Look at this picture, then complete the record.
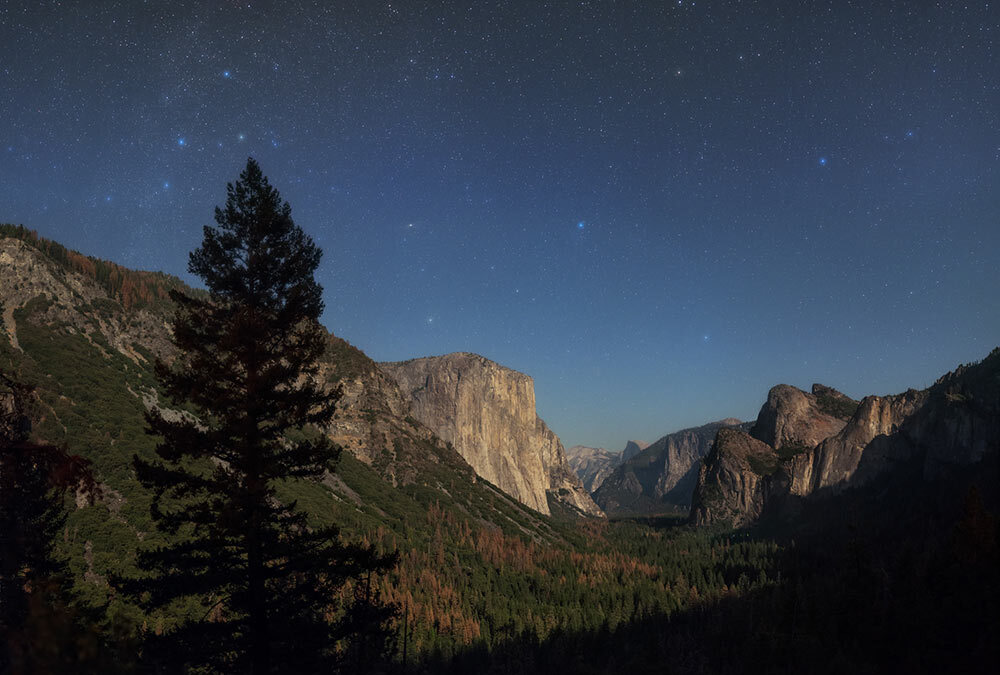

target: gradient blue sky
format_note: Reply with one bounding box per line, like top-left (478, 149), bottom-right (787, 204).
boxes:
top-left (2, 1), bottom-right (997, 450)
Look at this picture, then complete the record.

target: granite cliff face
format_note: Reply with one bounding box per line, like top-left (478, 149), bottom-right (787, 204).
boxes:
top-left (690, 428), bottom-right (781, 528)
top-left (0, 230), bottom-right (501, 495)
top-left (566, 446), bottom-right (614, 493)
top-left (566, 440), bottom-right (649, 493)
top-left (786, 388), bottom-right (926, 496)
top-left (593, 420), bottom-right (744, 516)
top-left (380, 353), bottom-right (603, 517)
top-left (693, 358), bottom-right (1000, 527)
top-left (750, 384), bottom-right (854, 451)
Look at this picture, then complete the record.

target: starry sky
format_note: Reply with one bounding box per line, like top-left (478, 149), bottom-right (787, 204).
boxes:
top-left (2, 1), bottom-right (998, 450)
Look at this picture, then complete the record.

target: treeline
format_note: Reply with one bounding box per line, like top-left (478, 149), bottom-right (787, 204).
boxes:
top-left (362, 503), bottom-right (782, 661)
top-left (0, 224), bottom-right (190, 311)
top-left (416, 461), bottom-right (1000, 674)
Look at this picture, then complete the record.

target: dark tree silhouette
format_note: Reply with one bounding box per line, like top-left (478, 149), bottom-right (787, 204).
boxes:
top-left (0, 364), bottom-right (97, 673)
top-left (131, 158), bottom-right (396, 673)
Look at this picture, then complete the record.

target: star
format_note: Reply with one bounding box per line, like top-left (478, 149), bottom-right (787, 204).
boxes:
top-left (818, 157), bottom-right (828, 166)
top-left (177, 138), bottom-right (186, 147)
top-left (222, 70), bottom-right (232, 78)
top-left (577, 221), bottom-right (585, 229)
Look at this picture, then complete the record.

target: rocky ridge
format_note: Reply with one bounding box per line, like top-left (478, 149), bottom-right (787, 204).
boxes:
top-left (380, 353), bottom-right (603, 517)
top-left (0, 230), bottom-right (584, 538)
top-left (593, 419), bottom-right (744, 516)
top-left (0, 234), bottom-right (450, 489)
top-left (566, 440), bottom-right (649, 493)
top-left (692, 357), bottom-right (1000, 527)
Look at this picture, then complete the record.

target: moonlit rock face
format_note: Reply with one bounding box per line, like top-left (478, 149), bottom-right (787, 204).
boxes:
top-left (593, 421), bottom-right (743, 516)
top-left (380, 352), bottom-right (603, 517)
top-left (691, 352), bottom-right (1000, 527)
top-left (750, 384), bottom-right (849, 451)
top-left (565, 445), bottom-right (616, 493)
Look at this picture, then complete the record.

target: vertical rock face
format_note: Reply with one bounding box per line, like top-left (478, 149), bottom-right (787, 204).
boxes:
top-left (621, 440), bottom-right (649, 462)
top-left (566, 446), bottom-right (614, 493)
top-left (692, 353), bottom-right (1000, 528)
top-left (317, 335), bottom-right (458, 487)
top-left (566, 440), bottom-right (650, 493)
top-left (380, 353), bottom-right (603, 517)
top-left (592, 420), bottom-right (743, 516)
top-left (750, 384), bottom-right (853, 451)
top-left (787, 389), bottom-right (927, 496)
top-left (692, 383), bottom-right (857, 527)
top-left (690, 428), bottom-right (781, 528)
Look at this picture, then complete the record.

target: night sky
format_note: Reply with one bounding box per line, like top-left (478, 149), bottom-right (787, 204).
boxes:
top-left (2, 1), bottom-right (998, 450)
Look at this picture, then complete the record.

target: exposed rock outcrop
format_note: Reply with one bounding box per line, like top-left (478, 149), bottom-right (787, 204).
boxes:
top-left (380, 353), bottom-right (603, 517)
top-left (692, 353), bottom-right (1000, 527)
top-left (690, 428), bottom-right (781, 528)
top-left (0, 237), bottom-right (176, 362)
top-left (593, 420), bottom-right (744, 516)
top-left (750, 384), bottom-right (854, 452)
top-left (317, 336), bottom-right (459, 487)
top-left (787, 388), bottom-right (926, 496)
top-left (0, 232), bottom-right (464, 492)
top-left (566, 440), bottom-right (649, 493)
top-left (566, 445), bottom-right (614, 493)
top-left (621, 440), bottom-right (648, 462)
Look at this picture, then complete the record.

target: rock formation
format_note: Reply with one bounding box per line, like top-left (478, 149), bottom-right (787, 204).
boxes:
top-left (566, 440), bottom-right (649, 493)
top-left (690, 428), bottom-right (781, 528)
top-left (566, 446), bottom-right (613, 493)
top-left (593, 420), bottom-right (744, 516)
top-left (380, 352), bottom-right (603, 517)
top-left (692, 358), bottom-right (1000, 527)
top-left (785, 388), bottom-right (926, 496)
top-left (750, 384), bottom-right (854, 452)
top-left (0, 232), bottom-right (474, 493)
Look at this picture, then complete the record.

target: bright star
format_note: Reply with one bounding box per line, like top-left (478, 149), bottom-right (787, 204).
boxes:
top-left (818, 157), bottom-right (828, 166)
top-left (177, 138), bottom-right (186, 147)
top-left (577, 221), bottom-right (585, 229)
top-left (238, 133), bottom-right (246, 142)
top-left (163, 182), bottom-right (170, 189)
top-left (223, 70), bottom-right (231, 78)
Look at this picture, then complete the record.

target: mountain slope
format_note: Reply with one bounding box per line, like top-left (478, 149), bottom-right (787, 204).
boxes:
top-left (692, 361), bottom-right (1000, 527)
top-left (6, 226), bottom-right (669, 656)
top-left (379, 353), bottom-right (602, 517)
top-left (593, 419), bottom-right (744, 516)
top-left (566, 440), bottom-right (649, 493)
top-left (0, 229), bottom-right (578, 621)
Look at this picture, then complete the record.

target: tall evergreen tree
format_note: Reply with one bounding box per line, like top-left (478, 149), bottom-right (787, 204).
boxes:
top-left (132, 158), bottom-right (396, 673)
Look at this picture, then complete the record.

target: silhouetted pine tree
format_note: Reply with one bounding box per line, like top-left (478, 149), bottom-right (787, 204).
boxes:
top-left (131, 158), bottom-right (397, 673)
